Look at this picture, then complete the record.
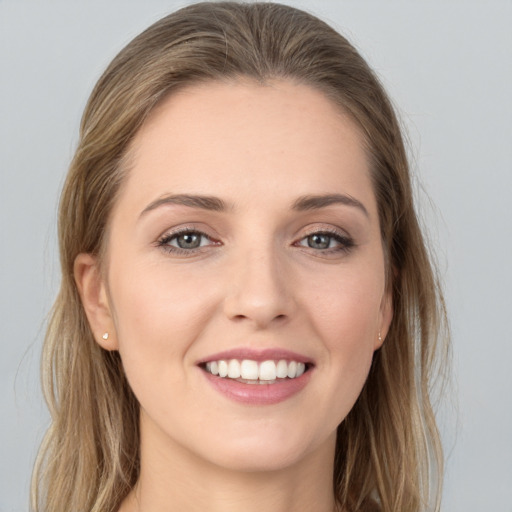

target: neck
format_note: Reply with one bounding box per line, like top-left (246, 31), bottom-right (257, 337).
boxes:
top-left (120, 417), bottom-right (338, 512)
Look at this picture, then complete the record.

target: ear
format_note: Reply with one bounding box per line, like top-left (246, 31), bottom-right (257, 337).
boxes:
top-left (74, 253), bottom-right (118, 351)
top-left (375, 287), bottom-right (393, 350)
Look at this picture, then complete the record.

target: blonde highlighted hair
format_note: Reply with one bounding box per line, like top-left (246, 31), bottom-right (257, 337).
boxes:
top-left (32, 2), bottom-right (449, 511)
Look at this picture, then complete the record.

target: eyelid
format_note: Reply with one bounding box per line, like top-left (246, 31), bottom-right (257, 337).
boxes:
top-left (154, 223), bottom-right (355, 257)
top-left (297, 224), bottom-right (352, 241)
top-left (156, 225), bottom-right (221, 256)
top-left (294, 225), bottom-right (355, 254)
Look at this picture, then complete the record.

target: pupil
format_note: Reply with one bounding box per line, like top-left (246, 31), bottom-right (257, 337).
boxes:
top-left (178, 233), bottom-right (200, 249)
top-left (309, 234), bottom-right (329, 249)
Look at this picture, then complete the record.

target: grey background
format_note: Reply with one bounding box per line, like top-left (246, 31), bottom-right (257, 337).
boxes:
top-left (1, 1), bottom-right (511, 510)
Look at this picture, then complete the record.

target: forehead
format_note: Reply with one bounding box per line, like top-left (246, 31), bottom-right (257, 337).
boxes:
top-left (119, 79), bottom-right (375, 217)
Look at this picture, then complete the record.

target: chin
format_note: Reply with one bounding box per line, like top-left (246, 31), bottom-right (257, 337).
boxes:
top-left (196, 427), bottom-right (333, 473)
top-left (209, 449), bottom-right (307, 473)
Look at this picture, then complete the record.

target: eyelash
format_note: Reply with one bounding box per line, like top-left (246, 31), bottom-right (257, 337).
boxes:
top-left (156, 227), bottom-right (218, 256)
top-left (295, 228), bottom-right (355, 255)
top-left (156, 227), bottom-right (355, 257)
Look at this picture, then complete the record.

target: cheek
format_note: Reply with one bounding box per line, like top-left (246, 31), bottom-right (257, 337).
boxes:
top-left (110, 257), bottom-right (214, 336)
top-left (308, 263), bottom-right (383, 344)
top-left (304, 263), bottom-right (383, 411)
top-left (107, 260), bottom-right (219, 387)
top-left (106, 266), bottom-right (218, 435)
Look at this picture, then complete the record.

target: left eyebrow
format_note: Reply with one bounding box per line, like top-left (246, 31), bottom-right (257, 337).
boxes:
top-left (139, 193), bottom-right (228, 218)
top-left (292, 194), bottom-right (369, 217)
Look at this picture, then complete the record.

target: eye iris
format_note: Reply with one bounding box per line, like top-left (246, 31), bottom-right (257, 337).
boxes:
top-left (308, 234), bottom-right (330, 249)
top-left (177, 233), bottom-right (201, 249)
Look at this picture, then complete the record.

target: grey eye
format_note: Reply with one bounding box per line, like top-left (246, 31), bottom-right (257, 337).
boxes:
top-left (157, 229), bottom-right (218, 255)
top-left (174, 233), bottom-right (203, 249)
top-left (307, 233), bottom-right (331, 249)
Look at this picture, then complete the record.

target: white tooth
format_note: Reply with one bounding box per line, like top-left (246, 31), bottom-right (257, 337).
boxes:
top-left (276, 360), bottom-right (288, 378)
top-left (210, 361), bottom-right (219, 376)
top-left (228, 359), bottom-right (241, 378)
top-left (240, 360), bottom-right (259, 380)
top-left (296, 362), bottom-right (305, 377)
top-left (259, 360), bottom-right (277, 381)
top-left (218, 360), bottom-right (228, 378)
top-left (287, 361), bottom-right (297, 378)
top-left (205, 362), bottom-right (211, 373)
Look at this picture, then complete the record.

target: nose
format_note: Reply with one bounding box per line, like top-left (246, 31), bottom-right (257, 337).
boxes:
top-left (223, 245), bottom-right (296, 329)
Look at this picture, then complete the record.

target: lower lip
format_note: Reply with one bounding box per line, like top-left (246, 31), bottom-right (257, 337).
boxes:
top-left (201, 368), bottom-right (313, 405)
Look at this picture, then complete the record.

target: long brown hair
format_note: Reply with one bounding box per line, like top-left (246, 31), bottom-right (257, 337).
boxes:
top-left (32, 3), bottom-right (449, 511)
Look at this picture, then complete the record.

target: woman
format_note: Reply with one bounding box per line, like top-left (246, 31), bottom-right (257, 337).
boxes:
top-left (32, 2), bottom-right (449, 511)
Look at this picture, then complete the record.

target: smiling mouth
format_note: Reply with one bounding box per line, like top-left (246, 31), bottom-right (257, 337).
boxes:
top-left (200, 359), bottom-right (312, 384)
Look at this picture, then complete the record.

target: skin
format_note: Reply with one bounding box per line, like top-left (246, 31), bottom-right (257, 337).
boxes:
top-left (75, 79), bottom-right (393, 512)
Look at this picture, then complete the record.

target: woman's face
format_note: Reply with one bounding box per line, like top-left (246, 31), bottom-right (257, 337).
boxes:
top-left (92, 80), bottom-right (392, 472)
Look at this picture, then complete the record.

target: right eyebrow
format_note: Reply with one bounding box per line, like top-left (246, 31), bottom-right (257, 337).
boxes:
top-left (139, 194), bottom-right (228, 218)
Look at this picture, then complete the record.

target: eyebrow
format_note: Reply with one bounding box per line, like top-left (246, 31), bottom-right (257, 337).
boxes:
top-left (292, 194), bottom-right (369, 217)
top-left (139, 192), bottom-right (368, 218)
top-left (140, 194), bottom-right (227, 217)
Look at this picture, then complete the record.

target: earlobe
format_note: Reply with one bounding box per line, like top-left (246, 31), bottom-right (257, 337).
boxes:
top-left (375, 288), bottom-right (393, 350)
top-left (74, 253), bottom-right (118, 351)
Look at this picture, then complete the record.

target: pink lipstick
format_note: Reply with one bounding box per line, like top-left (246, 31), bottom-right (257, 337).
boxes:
top-left (197, 348), bottom-right (314, 405)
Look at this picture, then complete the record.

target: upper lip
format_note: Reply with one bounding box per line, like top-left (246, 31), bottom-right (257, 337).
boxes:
top-left (196, 348), bottom-right (314, 365)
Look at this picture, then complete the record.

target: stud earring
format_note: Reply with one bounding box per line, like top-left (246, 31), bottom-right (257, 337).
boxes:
top-left (378, 331), bottom-right (382, 343)
top-left (102, 332), bottom-right (109, 340)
